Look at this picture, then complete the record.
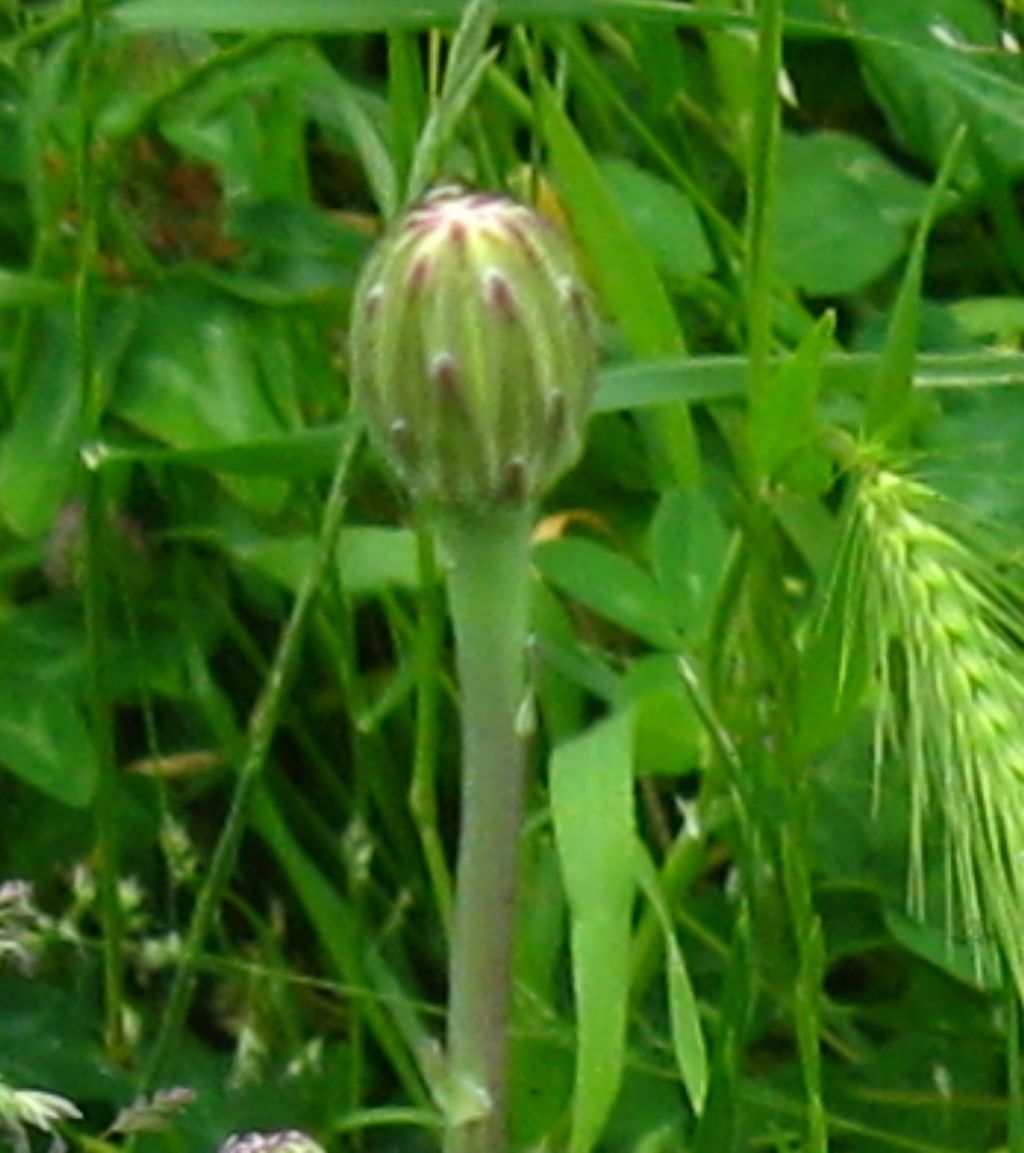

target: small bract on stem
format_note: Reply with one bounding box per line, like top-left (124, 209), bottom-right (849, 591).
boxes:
top-left (349, 183), bottom-right (598, 1153)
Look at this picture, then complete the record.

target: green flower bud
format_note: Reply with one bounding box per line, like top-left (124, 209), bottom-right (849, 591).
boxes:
top-left (349, 184), bottom-right (598, 510)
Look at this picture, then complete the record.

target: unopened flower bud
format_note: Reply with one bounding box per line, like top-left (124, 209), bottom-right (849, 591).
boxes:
top-left (349, 184), bottom-right (598, 510)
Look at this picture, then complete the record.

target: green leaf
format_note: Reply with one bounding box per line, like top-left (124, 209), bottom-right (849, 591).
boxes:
top-left (866, 126), bottom-right (967, 437)
top-left (248, 786), bottom-right (429, 1105)
top-left (750, 310), bottom-right (834, 494)
top-left (0, 977), bottom-right (129, 1102)
top-left (0, 311), bottom-right (82, 537)
top-left (405, 0), bottom-right (498, 203)
top-left (595, 349), bottom-right (1024, 416)
top-left (0, 673), bottom-right (97, 807)
top-left (309, 71), bottom-right (398, 219)
top-left (775, 132), bottom-right (929, 295)
top-left (846, 0), bottom-right (1024, 182)
top-left (633, 841), bottom-right (708, 1115)
top-left (648, 486), bottom-right (730, 638)
top-left (535, 80), bottom-right (683, 360)
top-left (91, 423), bottom-right (349, 481)
top-left (112, 286), bottom-right (296, 510)
top-left (113, 0), bottom-right (754, 34)
top-left (534, 537), bottom-right (680, 650)
top-left (797, 529), bottom-right (871, 759)
top-left (221, 200), bottom-right (369, 303)
top-left (550, 710), bottom-right (636, 1153)
top-left (595, 356), bottom-right (748, 412)
top-left (0, 270), bottom-right (65, 308)
top-left (614, 654), bottom-right (700, 777)
top-left (535, 72), bottom-right (699, 487)
top-left (885, 906), bottom-right (1000, 993)
top-left (598, 158), bottom-right (713, 283)
top-left (231, 526), bottom-right (420, 595)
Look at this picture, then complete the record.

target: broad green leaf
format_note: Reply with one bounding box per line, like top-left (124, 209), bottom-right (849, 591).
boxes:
top-left (775, 132), bottom-right (929, 296)
top-left (0, 310), bottom-right (82, 537)
top-left (112, 286), bottom-right (295, 510)
top-left (614, 654), bottom-right (700, 777)
top-left (508, 1033), bottom-right (575, 1150)
top-left (950, 297), bottom-right (1024, 343)
top-left (846, 0), bottom-right (1024, 182)
top-left (0, 977), bottom-right (131, 1101)
top-left (633, 841), bottom-right (708, 1114)
top-left (534, 537), bottom-right (680, 650)
top-left (550, 710), bottom-right (636, 1153)
top-left (598, 158), bottom-right (713, 283)
top-left (0, 672), bottom-right (97, 806)
top-left (648, 486), bottom-right (730, 638)
top-left (921, 385), bottom-right (1024, 523)
top-left (218, 200), bottom-right (369, 304)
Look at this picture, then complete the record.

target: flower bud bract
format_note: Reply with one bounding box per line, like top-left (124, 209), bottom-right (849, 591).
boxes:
top-left (349, 184), bottom-right (598, 510)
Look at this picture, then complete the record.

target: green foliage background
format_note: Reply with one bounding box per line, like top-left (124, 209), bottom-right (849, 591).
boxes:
top-left (1, 1), bottom-right (1024, 1151)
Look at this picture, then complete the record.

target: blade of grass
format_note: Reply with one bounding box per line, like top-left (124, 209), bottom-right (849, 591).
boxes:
top-left (865, 125), bottom-right (967, 439)
top-left (742, 0), bottom-right (784, 414)
top-left (141, 418), bottom-right (363, 1088)
top-left (595, 350), bottom-right (1024, 414)
top-left (633, 840), bottom-right (708, 1116)
top-left (534, 68), bottom-right (699, 486)
top-left (549, 709), bottom-right (636, 1153)
top-left (249, 782), bottom-right (432, 1108)
top-left (111, 0), bottom-right (842, 36)
top-left (405, 0), bottom-right (498, 204)
top-left (89, 424), bottom-right (349, 479)
top-left (388, 30), bottom-right (428, 204)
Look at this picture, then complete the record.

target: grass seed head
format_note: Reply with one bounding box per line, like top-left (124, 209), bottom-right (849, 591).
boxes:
top-left (844, 464), bottom-right (1024, 992)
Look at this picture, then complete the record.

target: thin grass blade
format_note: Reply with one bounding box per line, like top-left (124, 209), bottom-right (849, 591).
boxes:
top-left (550, 709), bottom-right (636, 1153)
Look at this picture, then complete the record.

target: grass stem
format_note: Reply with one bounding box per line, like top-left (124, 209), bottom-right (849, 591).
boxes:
top-left (76, 0), bottom-right (127, 1064)
top-left (141, 422), bottom-right (362, 1088)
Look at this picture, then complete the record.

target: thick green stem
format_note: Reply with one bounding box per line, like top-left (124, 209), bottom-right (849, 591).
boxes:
top-left (439, 505), bottom-right (533, 1153)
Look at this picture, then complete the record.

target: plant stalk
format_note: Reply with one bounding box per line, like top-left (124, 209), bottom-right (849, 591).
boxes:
top-left (439, 505), bottom-right (533, 1153)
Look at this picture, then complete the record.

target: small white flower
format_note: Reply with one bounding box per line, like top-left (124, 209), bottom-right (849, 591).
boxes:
top-left (0, 1082), bottom-right (82, 1140)
top-left (219, 1130), bottom-right (326, 1153)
